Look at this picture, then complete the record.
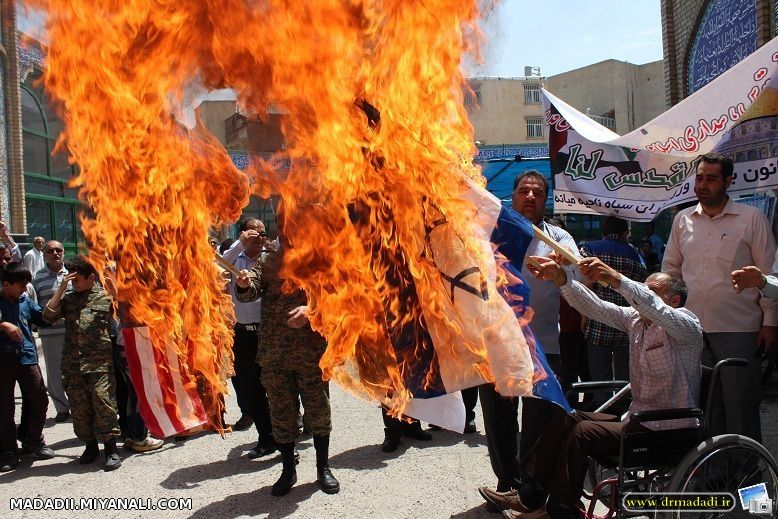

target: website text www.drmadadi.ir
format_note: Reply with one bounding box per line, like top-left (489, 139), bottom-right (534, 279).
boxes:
top-left (623, 492), bottom-right (736, 513)
top-left (9, 497), bottom-right (193, 512)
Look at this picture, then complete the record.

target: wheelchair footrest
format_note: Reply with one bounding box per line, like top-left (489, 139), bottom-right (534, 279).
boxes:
top-left (587, 476), bottom-right (618, 519)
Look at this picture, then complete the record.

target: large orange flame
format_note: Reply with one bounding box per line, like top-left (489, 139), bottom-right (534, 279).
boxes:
top-left (28, 0), bottom-right (519, 418)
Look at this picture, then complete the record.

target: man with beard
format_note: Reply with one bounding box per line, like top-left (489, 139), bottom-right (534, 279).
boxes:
top-left (663, 153), bottom-right (778, 442)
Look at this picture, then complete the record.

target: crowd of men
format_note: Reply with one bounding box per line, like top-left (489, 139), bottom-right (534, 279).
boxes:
top-left (0, 234), bottom-right (163, 475)
top-left (1, 152), bottom-right (776, 517)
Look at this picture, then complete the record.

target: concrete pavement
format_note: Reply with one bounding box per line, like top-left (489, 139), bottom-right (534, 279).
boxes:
top-left (2, 350), bottom-right (778, 518)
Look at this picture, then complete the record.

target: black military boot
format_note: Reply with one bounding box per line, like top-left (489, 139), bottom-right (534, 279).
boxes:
top-left (270, 443), bottom-right (297, 496)
top-left (381, 411), bottom-right (404, 452)
top-left (79, 440), bottom-right (99, 464)
top-left (403, 419), bottom-right (432, 441)
top-left (381, 427), bottom-right (402, 452)
top-left (103, 439), bottom-right (122, 471)
top-left (314, 435), bottom-right (340, 494)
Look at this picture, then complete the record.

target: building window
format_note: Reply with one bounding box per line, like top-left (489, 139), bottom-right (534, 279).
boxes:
top-left (526, 117), bottom-right (544, 139)
top-left (523, 82), bottom-right (541, 104)
top-left (22, 70), bottom-right (83, 253)
top-left (464, 83), bottom-right (481, 108)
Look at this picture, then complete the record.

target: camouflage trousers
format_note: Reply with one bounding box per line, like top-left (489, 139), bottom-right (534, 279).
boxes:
top-left (62, 368), bottom-right (120, 443)
top-left (262, 365), bottom-right (331, 444)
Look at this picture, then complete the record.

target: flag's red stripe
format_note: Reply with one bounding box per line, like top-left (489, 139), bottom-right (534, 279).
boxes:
top-left (122, 328), bottom-right (166, 438)
top-left (147, 332), bottom-right (187, 433)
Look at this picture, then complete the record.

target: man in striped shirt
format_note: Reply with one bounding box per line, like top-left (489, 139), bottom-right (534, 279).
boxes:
top-left (31, 241), bottom-right (70, 422)
top-left (581, 216), bottom-right (647, 406)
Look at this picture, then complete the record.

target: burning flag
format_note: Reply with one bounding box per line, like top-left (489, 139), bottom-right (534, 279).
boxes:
top-left (122, 326), bottom-right (208, 438)
top-left (29, 0), bottom-right (565, 422)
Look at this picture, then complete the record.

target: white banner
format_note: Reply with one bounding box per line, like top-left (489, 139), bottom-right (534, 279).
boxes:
top-left (545, 36), bottom-right (778, 221)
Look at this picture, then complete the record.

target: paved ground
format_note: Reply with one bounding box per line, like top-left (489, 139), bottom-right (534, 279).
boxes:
top-left (2, 349), bottom-right (778, 519)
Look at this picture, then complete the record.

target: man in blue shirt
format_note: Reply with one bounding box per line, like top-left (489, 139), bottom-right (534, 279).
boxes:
top-left (0, 263), bottom-right (55, 471)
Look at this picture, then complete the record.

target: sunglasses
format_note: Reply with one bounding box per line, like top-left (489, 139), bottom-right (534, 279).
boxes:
top-left (45, 248), bottom-right (64, 254)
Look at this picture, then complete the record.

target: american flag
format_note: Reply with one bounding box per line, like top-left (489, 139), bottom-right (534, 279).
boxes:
top-left (121, 326), bottom-right (207, 438)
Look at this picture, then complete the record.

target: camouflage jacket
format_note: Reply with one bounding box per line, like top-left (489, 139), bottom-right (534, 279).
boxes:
top-left (235, 246), bottom-right (326, 363)
top-left (43, 284), bottom-right (113, 373)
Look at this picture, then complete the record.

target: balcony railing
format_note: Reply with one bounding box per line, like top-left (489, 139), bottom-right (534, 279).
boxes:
top-left (588, 114), bottom-right (616, 130)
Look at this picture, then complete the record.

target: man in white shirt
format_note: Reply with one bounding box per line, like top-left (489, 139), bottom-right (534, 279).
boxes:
top-left (22, 237), bottom-right (45, 276)
top-left (222, 218), bottom-right (275, 457)
top-left (663, 153), bottom-right (777, 442)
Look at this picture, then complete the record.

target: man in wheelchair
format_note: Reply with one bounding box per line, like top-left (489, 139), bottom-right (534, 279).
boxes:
top-left (481, 256), bottom-right (703, 519)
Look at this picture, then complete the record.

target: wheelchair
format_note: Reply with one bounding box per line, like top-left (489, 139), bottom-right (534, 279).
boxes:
top-left (560, 358), bottom-right (778, 518)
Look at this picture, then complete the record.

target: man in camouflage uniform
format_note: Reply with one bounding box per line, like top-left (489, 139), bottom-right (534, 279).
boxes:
top-left (43, 256), bottom-right (121, 471)
top-left (236, 237), bottom-right (339, 496)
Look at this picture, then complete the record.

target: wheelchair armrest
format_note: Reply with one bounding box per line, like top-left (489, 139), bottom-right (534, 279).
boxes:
top-left (628, 407), bottom-right (703, 424)
top-left (715, 358), bottom-right (748, 369)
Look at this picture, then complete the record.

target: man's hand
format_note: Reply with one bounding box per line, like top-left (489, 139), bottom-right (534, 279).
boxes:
top-left (0, 220), bottom-right (8, 237)
top-left (0, 322), bottom-right (23, 342)
top-left (235, 269), bottom-right (251, 289)
top-left (58, 273), bottom-right (77, 293)
top-left (287, 306), bottom-right (309, 328)
top-left (578, 257), bottom-right (622, 288)
top-left (731, 266), bottom-right (767, 293)
top-left (103, 272), bottom-right (118, 300)
top-left (527, 256), bottom-right (567, 287)
top-left (239, 230), bottom-right (260, 246)
top-left (756, 325), bottom-right (778, 355)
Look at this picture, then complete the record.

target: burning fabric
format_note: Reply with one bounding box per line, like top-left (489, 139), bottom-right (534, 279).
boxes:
top-left (29, 0), bottom-right (563, 427)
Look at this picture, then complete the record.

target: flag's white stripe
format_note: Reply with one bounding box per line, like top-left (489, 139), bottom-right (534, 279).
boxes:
top-left (164, 339), bottom-right (205, 430)
top-left (135, 327), bottom-right (177, 437)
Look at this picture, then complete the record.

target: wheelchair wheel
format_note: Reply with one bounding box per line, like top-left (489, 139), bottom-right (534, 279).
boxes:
top-left (664, 434), bottom-right (778, 518)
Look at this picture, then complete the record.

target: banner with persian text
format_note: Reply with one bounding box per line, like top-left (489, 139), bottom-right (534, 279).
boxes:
top-left (545, 36), bottom-right (778, 222)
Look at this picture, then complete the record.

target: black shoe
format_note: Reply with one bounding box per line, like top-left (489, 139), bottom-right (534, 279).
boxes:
top-left (381, 429), bottom-right (402, 453)
top-left (33, 444), bottom-right (55, 460)
top-left (403, 421), bottom-right (433, 441)
top-left (233, 415), bottom-right (253, 431)
top-left (0, 451), bottom-right (20, 472)
top-left (247, 442), bottom-right (278, 459)
top-left (271, 467), bottom-right (297, 496)
top-left (55, 411), bottom-right (70, 423)
top-left (103, 439), bottom-right (121, 471)
top-left (464, 420), bottom-right (477, 434)
top-left (79, 441), bottom-right (100, 464)
top-left (428, 424), bottom-right (442, 431)
top-left (317, 467), bottom-right (340, 494)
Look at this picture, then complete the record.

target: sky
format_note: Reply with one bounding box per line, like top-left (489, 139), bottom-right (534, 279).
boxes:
top-left (16, 1), bottom-right (665, 123)
top-left (477, 0), bottom-right (664, 77)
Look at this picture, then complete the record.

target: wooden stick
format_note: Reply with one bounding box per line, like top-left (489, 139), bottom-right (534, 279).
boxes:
top-left (532, 224), bottom-right (579, 264)
top-left (525, 255), bottom-right (543, 270)
top-left (531, 224), bottom-right (609, 287)
top-left (215, 254), bottom-right (242, 277)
